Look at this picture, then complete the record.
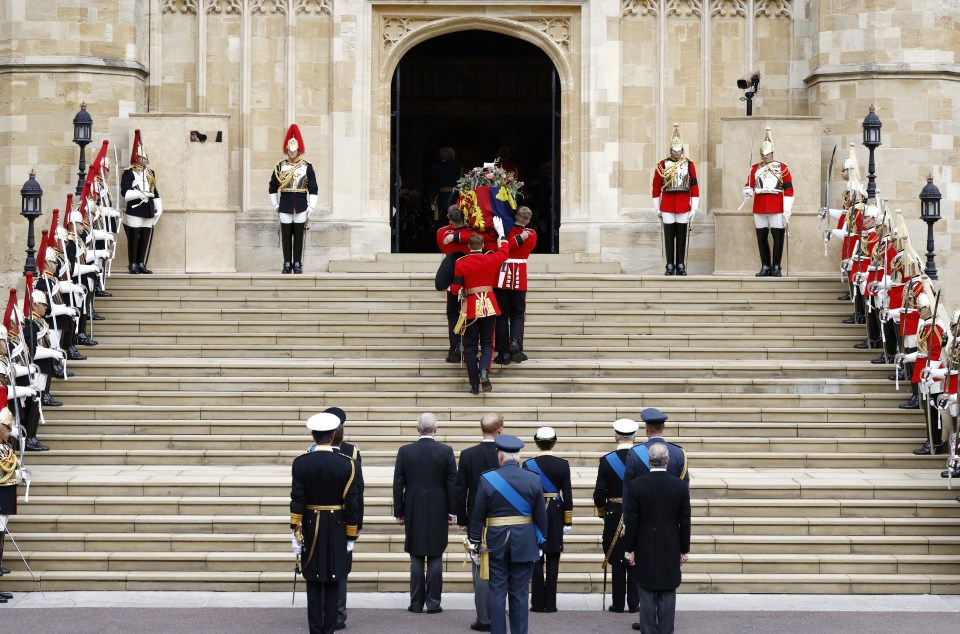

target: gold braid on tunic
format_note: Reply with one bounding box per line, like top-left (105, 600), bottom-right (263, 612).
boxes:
top-left (274, 157), bottom-right (304, 191)
top-left (917, 322), bottom-right (942, 356)
top-left (656, 158), bottom-right (689, 192)
top-left (0, 443), bottom-right (21, 485)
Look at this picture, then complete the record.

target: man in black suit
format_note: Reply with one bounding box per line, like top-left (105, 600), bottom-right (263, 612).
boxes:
top-left (291, 411), bottom-right (361, 634)
top-left (328, 406), bottom-right (363, 631)
top-left (393, 412), bottom-right (458, 614)
top-left (623, 442), bottom-right (691, 634)
top-left (522, 426), bottom-right (572, 613)
top-left (455, 412), bottom-right (504, 632)
top-left (469, 434), bottom-right (549, 634)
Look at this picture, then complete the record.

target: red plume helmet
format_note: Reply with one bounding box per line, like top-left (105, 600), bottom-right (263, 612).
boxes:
top-left (89, 140), bottom-right (107, 178)
top-left (50, 207), bottom-right (60, 236)
top-left (130, 129), bottom-right (147, 165)
top-left (37, 230), bottom-right (48, 271)
top-left (283, 124), bottom-right (305, 155)
top-left (22, 272), bottom-right (33, 316)
top-left (63, 194), bottom-right (74, 228)
top-left (5, 289), bottom-right (18, 333)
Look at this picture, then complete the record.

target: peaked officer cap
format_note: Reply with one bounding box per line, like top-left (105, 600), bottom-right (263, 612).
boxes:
top-left (324, 406), bottom-right (347, 424)
top-left (640, 407), bottom-right (669, 425)
top-left (613, 418), bottom-right (639, 435)
top-left (306, 412), bottom-right (341, 432)
top-left (534, 426), bottom-right (557, 441)
top-left (494, 434), bottom-right (524, 453)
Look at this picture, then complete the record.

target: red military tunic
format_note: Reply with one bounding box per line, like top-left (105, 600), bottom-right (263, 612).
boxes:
top-left (851, 229), bottom-right (878, 285)
top-left (450, 241), bottom-right (510, 324)
top-left (745, 161), bottom-right (794, 214)
top-left (898, 280), bottom-right (924, 339)
top-left (866, 236), bottom-right (896, 299)
top-left (496, 227), bottom-right (537, 291)
top-left (437, 225), bottom-right (473, 255)
top-left (912, 319), bottom-right (946, 384)
top-left (652, 159), bottom-right (699, 214)
top-left (839, 197), bottom-right (865, 261)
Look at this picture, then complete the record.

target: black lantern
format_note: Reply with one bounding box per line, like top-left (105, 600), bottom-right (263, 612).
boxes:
top-left (73, 102), bottom-right (93, 196)
top-left (919, 174), bottom-right (941, 280)
top-left (861, 105), bottom-right (882, 202)
top-left (20, 169), bottom-right (43, 276)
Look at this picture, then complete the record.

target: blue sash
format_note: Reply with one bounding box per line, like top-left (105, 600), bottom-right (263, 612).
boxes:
top-left (631, 445), bottom-right (651, 470)
top-left (484, 470), bottom-right (545, 544)
top-left (604, 452), bottom-right (626, 481)
top-left (524, 458), bottom-right (559, 495)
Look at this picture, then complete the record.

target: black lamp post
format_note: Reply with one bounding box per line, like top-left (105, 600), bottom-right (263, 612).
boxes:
top-left (919, 174), bottom-right (942, 280)
top-left (73, 102), bottom-right (93, 196)
top-left (861, 104), bottom-right (882, 202)
top-left (20, 169), bottom-right (43, 277)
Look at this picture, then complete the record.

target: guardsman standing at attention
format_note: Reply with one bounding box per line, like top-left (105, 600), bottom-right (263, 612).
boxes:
top-left (121, 129), bottom-right (162, 274)
top-left (291, 411), bottom-right (361, 634)
top-left (594, 418), bottom-right (640, 614)
top-left (652, 123), bottom-right (699, 276)
top-left (450, 229), bottom-right (511, 394)
top-left (469, 434), bottom-right (548, 634)
top-left (437, 206), bottom-right (474, 363)
top-left (523, 426), bottom-right (572, 614)
top-left (743, 127), bottom-right (794, 277)
top-left (269, 124), bottom-right (318, 274)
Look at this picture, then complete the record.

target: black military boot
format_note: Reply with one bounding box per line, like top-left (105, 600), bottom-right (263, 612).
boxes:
top-left (292, 223), bottom-right (305, 274)
top-left (67, 346), bottom-right (87, 361)
top-left (663, 223), bottom-right (676, 275)
top-left (125, 225), bottom-right (140, 274)
top-left (136, 227), bottom-right (154, 274)
top-left (41, 391), bottom-right (63, 407)
top-left (675, 223), bottom-right (688, 276)
top-left (899, 384), bottom-right (920, 410)
top-left (755, 228), bottom-right (771, 276)
top-left (769, 227), bottom-right (785, 277)
top-left (280, 224), bottom-right (293, 273)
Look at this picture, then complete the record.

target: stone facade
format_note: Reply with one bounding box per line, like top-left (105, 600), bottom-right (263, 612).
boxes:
top-left (0, 0), bottom-right (957, 285)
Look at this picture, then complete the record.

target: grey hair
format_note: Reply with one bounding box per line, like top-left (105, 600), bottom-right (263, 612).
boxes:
top-left (417, 412), bottom-right (438, 435)
top-left (499, 450), bottom-right (521, 464)
top-left (648, 442), bottom-right (670, 468)
top-left (615, 433), bottom-right (636, 443)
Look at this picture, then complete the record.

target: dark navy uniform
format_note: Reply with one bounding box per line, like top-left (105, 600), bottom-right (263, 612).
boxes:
top-left (623, 438), bottom-right (689, 491)
top-left (594, 443), bottom-right (638, 612)
top-left (523, 453), bottom-right (572, 612)
top-left (290, 446), bottom-right (360, 634)
top-left (333, 439), bottom-right (363, 629)
top-left (469, 436), bottom-right (548, 634)
top-left (455, 439), bottom-right (499, 628)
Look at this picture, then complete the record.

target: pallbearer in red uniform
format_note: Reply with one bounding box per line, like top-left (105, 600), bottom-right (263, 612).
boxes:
top-left (437, 206), bottom-right (474, 363)
top-left (450, 229), bottom-right (510, 394)
top-left (743, 127), bottom-right (794, 277)
top-left (269, 124), bottom-right (318, 274)
top-left (652, 124), bottom-right (699, 276)
top-left (493, 207), bottom-right (536, 366)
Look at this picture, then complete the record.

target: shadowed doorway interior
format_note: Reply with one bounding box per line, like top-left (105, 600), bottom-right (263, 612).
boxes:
top-left (390, 30), bottom-right (561, 254)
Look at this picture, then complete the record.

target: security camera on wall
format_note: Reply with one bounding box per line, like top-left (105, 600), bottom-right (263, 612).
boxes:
top-left (737, 71), bottom-right (760, 116)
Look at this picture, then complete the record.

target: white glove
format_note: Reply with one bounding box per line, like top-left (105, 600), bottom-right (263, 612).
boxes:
top-left (653, 197), bottom-right (661, 214)
top-left (51, 303), bottom-right (77, 317)
top-left (291, 535), bottom-right (302, 556)
top-left (270, 193), bottom-right (280, 210)
top-left (926, 368), bottom-right (948, 380)
top-left (689, 197), bottom-right (699, 221)
top-left (13, 364), bottom-right (30, 378)
top-left (153, 198), bottom-right (163, 221)
top-left (8, 385), bottom-right (37, 398)
top-left (140, 191), bottom-right (154, 202)
top-left (90, 230), bottom-right (115, 243)
top-left (562, 526), bottom-right (571, 535)
top-left (124, 190), bottom-right (142, 203)
top-left (538, 549), bottom-right (543, 559)
top-left (782, 196), bottom-right (794, 221)
top-left (33, 346), bottom-right (64, 361)
top-left (346, 540), bottom-right (355, 553)
top-left (492, 216), bottom-right (505, 239)
top-left (902, 352), bottom-right (918, 364)
top-left (307, 194), bottom-right (318, 217)
top-left (830, 229), bottom-right (845, 239)
top-left (470, 550), bottom-right (480, 566)
top-left (77, 263), bottom-right (101, 275)
top-left (104, 207), bottom-right (122, 219)
top-left (743, 186), bottom-right (755, 199)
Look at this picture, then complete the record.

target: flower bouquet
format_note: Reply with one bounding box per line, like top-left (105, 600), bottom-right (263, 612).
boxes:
top-left (456, 161), bottom-right (524, 237)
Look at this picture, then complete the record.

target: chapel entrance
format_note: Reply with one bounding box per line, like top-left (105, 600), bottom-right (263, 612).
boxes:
top-left (389, 30), bottom-right (561, 253)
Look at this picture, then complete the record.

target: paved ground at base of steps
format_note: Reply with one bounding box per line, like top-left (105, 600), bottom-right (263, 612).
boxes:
top-left (2, 593), bottom-right (959, 633)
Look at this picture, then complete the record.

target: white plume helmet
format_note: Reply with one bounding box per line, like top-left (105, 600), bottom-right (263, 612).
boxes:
top-left (863, 204), bottom-right (879, 220)
top-left (31, 289), bottom-right (47, 306)
top-left (842, 142), bottom-right (867, 197)
top-left (917, 293), bottom-right (930, 309)
top-left (0, 407), bottom-right (13, 427)
top-left (69, 210), bottom-right (83, 224)
top-left (670, 123), bottom-right (684, 153)
top-left (760, 127), bottom-right (775, 155)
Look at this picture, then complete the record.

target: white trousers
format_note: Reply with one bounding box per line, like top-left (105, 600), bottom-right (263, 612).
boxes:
top-left (661, 212), bottom-right (691, 225)
top-left (279, 211), bottom-right (307, 224)
top-left (753, 213), bottom-right (786, 229)
top-left (125, 216), bottom-right (157, 228)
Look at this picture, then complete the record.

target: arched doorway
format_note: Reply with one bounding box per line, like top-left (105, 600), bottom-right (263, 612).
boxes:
top-left (389, 30), bottom-right (561, 253)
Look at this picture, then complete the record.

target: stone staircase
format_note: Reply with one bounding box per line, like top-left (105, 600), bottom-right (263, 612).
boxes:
top-left (5, 256), bottom-right (960, 595)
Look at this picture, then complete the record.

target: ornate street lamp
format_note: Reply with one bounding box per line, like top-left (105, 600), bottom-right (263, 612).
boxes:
top-left (919, 174), bottom-right (942, 280)
top-left (861, 105), bottom-right (882, 201)
top-left (73, 102), bottom-right (93, 196)
top-left (20, 170), bottom-right (43, 276)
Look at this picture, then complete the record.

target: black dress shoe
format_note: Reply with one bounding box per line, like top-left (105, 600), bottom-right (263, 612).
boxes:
top-left (632, 623), bottom-right (642, 631)
top-left (0, 590), bottom-right (11, 599)
top-left (25, 438), bottom-right (50, 452)
top-left (137, 263), bottom-right (153, 274)
top-left (293, 262), bottom-right (303, 274)
top-left (530, 607), bottom-right (545, 613)
top-left (446, 348), bottom-right (461, 364)
top-left (888, 368), bottom-right (905, 381)
top-left (509, 340), bottom-right (524, 363)
top-left (480, 371), bottom-right (492, 392)
top-left (67, 347), bottom-right (87, 361)
top-left (494, 354), bottom-right (511, 366)
top-left (41, 393), bottom-right (63, 407)
top-left (871, 354), bottom-right (889, 364)
top-left (128, 264), bottom-right (140, 274)
top-left (470, 622), bottom-right (492, 632)
top-left (899, 395), bottom-right (920, 410)
top-left (0, 595), bottom-right (7, 603)
top-left (853, 341), bottom-right (869, 349)
top-left (913, 442), bottom-right (932, 456)
top-left (95, 289), bottom-right (113, 297)
top-left (427, 607), bottom-right (443, 614)
top-left (470, 385), bottom-right (480, 395)
top-left (770, 265), bottom-right (782, 278)
top-left (334, 624), bottom-right (346, 631)
top-left (76, 333), bottom-right (98, 346)
top-left (607, 606), bottom-right (624, 613)
top-left (281, 262), bottom-right (292, 274)
top-left (837, 293), bottom-right (851, 301)
top-left (628, 606), bottom-right (640, 613)
top-left (941, 468), bottom-right (960, 479)
top-left (543, 607), bottom-right (557, 613)
top-left (665, 263), bottom-right (675, 276)
top-left (0, 566), bottom-right (9, 574)
top-left (675, 263), bottom-right (687, 276)
top-left (92, 311), bottom-right (105, 321)
top-left (755, 265), bottom-right (771, 277)
top-left (407, 606), bottom-right (422, 614)
top-left (842, 315), bottom-right (859, 324)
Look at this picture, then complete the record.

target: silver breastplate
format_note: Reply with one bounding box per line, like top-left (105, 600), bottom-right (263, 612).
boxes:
top-left (278, 161), bottom-right (309, 192)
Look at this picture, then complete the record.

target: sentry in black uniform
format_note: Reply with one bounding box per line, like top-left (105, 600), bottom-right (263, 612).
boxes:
top-left (594, 418), bottom-right (641, 613)
top-left (291, 411), bottom-right (361, 634)
top-left (522, 426), bottom-right (572, 613)
top-left (121, 130), bottom-right (162, 275)
top-left (269, 124), bottom-right (318, 274)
